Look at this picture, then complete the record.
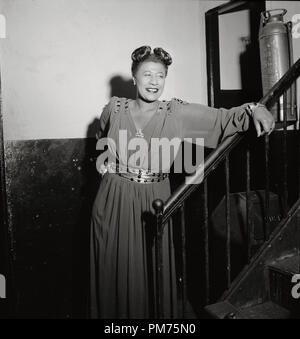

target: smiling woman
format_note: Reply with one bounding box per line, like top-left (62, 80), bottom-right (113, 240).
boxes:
top-left (89, 45), bottom-right (275, 319)
top-left (133, 61), bottom-right (165, 106)
top-left (129, 47), bottom-right (171, 133)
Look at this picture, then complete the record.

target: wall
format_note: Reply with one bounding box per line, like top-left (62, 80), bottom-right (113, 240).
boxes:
top-left (0, 0), bottom-right (225, 141)
top-left (1, 1), bottom-right (297, 141)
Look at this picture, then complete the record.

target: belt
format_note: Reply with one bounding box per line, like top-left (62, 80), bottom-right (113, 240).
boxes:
top-left (104, 162), bottom-right (169, 184)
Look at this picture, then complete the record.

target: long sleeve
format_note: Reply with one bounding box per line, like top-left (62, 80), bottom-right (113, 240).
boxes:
top-left (96, 96), bottom-right (117, 139)
top-left (171, 98), bottom-right (251, 148)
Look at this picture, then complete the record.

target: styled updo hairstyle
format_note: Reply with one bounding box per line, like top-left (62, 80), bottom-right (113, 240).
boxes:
top-left (131, 45), bottom-right (172, 76)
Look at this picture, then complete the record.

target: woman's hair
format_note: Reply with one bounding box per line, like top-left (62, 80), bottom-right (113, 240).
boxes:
top-left (131, 45), bottom-right (172, 76)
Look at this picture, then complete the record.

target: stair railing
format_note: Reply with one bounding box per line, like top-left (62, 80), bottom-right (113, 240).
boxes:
top-left (153, 58), bottom-right (300, 319)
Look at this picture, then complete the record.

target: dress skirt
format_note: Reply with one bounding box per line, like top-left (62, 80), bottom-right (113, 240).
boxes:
top-left (90, 172), bottom-right (178, 319)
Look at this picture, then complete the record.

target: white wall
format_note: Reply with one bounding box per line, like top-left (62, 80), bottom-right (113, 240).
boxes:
top-left (0, 0), bottom-right (226, 141)
top-left (2, 1), bottom-right (298, 141)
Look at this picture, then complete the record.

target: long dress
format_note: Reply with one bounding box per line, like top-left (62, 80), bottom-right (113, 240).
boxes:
top-left (89, 96), bottom-right (251, 319)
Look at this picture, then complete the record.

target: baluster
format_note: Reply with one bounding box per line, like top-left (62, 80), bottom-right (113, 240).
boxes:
top-left (287, 21), bottom-right (297, 126)
top-left (297, 80), bottom-right (300, 203)
top-left (265, 133), bottom-right (270, 239)
top-left (225, 156), bottom-right (231, 287)
top-left (246, 147), bottom-right (252, 261)
top-left (283, 91), bottom-right (288, 217)
top-left (298, 105), bottom-right (300, 273)
top-left (153, 199), bottom-right (164, 319)
top-left (203, 180), bottom-right (210, 304)
top-left (179, 203), bottom-right (187, 318)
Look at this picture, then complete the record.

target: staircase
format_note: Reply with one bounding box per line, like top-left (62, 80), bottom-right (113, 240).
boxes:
top-left (205, 201), bottom-right (300, 319)
top-left (152, 58), bottom-right (300, 319)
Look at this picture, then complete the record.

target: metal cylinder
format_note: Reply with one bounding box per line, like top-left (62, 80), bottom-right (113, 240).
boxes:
top-left (259, 9), bottom-right (297, 122)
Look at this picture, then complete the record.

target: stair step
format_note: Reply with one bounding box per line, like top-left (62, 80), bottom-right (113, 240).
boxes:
top-left (268, 252), bottom-right (300, 275)
top-left (267, 252), bottom-right (300, 310)
top-left (240, 301), bottom-right (290, 319)
top-left (205, 300), bottom-right (291, 319)
top-left (204, 301), bottom-right (246, 319)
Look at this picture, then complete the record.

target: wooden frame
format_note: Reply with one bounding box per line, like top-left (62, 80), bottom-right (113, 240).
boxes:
top-left (205, 1), bottom-right (266, 108)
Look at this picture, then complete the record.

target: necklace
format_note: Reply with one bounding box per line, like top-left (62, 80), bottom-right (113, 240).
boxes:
top-left (131, 101), bottom-right (160, 139)
top-left (135, 129), bottom-right (145, 138)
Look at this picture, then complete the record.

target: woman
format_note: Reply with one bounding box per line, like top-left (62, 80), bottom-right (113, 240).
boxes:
top-left (90, 46), bottom-right (275, 319)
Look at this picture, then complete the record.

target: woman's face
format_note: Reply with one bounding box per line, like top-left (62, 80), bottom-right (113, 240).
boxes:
top-left (133, 61), bottom-right (166, 102)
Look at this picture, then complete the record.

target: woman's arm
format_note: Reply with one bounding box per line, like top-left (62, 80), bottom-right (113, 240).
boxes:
top-left (171, 99), bottom-right (274, 148)
top-left (96, 97), bottom-right (117, 139)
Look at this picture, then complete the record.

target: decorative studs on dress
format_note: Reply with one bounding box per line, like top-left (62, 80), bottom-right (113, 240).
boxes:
top-left (167, 101), bottom-right (172, 116)
top-left (114, 99), bottom-right (121, 114)
top-left (173, 98), bottom-right (188, 105)
top-left (124, 99), bottom-right (129, 110)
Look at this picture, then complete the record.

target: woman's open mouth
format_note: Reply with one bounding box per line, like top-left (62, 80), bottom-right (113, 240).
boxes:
top-left (146, 88), bottom-right (159, 93)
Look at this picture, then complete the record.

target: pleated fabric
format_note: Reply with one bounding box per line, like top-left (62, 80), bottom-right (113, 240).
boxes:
top-left (90, 174), bottom-right (177, 318)
top-left (90, 98), bottom-right (179, 319)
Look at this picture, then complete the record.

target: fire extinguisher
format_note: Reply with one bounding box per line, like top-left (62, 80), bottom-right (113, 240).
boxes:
top-left (259, 9), bottom-right (297, 123)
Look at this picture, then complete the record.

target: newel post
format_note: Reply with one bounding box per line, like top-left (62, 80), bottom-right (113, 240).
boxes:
top-left (152, 199), bottom-right (164, 319)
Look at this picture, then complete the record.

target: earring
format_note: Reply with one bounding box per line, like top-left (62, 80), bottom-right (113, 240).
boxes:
top-left (133, 78), bottom-right (136, 86)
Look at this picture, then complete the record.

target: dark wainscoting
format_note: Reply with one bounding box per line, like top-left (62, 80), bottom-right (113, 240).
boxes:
top-left (4, 138), bottom-right (100, 319)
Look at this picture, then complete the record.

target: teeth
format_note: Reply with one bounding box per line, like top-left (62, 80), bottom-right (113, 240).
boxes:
top-left (147, 88), bottom-right (158, 93)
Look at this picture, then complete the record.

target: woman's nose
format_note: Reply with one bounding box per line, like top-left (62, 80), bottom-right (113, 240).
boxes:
top-left (150, 75), bottom-right (158, 85)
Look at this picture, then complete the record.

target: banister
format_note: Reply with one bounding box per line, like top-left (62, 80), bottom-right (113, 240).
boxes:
top-left (161, 58), bottom-right (300, 224)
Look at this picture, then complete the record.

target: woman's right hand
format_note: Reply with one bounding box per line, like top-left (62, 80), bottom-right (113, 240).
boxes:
top-left (248, 103), bottom-right (275, 137)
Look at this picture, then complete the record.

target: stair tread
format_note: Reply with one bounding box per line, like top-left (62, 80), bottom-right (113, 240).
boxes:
top-left (240, 301), bottom-right (290, 319)
top-left (268, 253), bottom-right (300, 275)
top-left (204, 301), bottom-right (246, 319)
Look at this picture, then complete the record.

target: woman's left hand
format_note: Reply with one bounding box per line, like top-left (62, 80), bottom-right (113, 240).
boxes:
top-left (249, 103), bottom-right (275, 137)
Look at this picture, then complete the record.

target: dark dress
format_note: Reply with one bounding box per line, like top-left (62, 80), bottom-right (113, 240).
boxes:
top-left (90, 97), bottom-right (251, 319)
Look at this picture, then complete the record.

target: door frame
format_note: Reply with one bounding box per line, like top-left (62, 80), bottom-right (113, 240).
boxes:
top-left (205, 1), bottom-right (266, 108)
